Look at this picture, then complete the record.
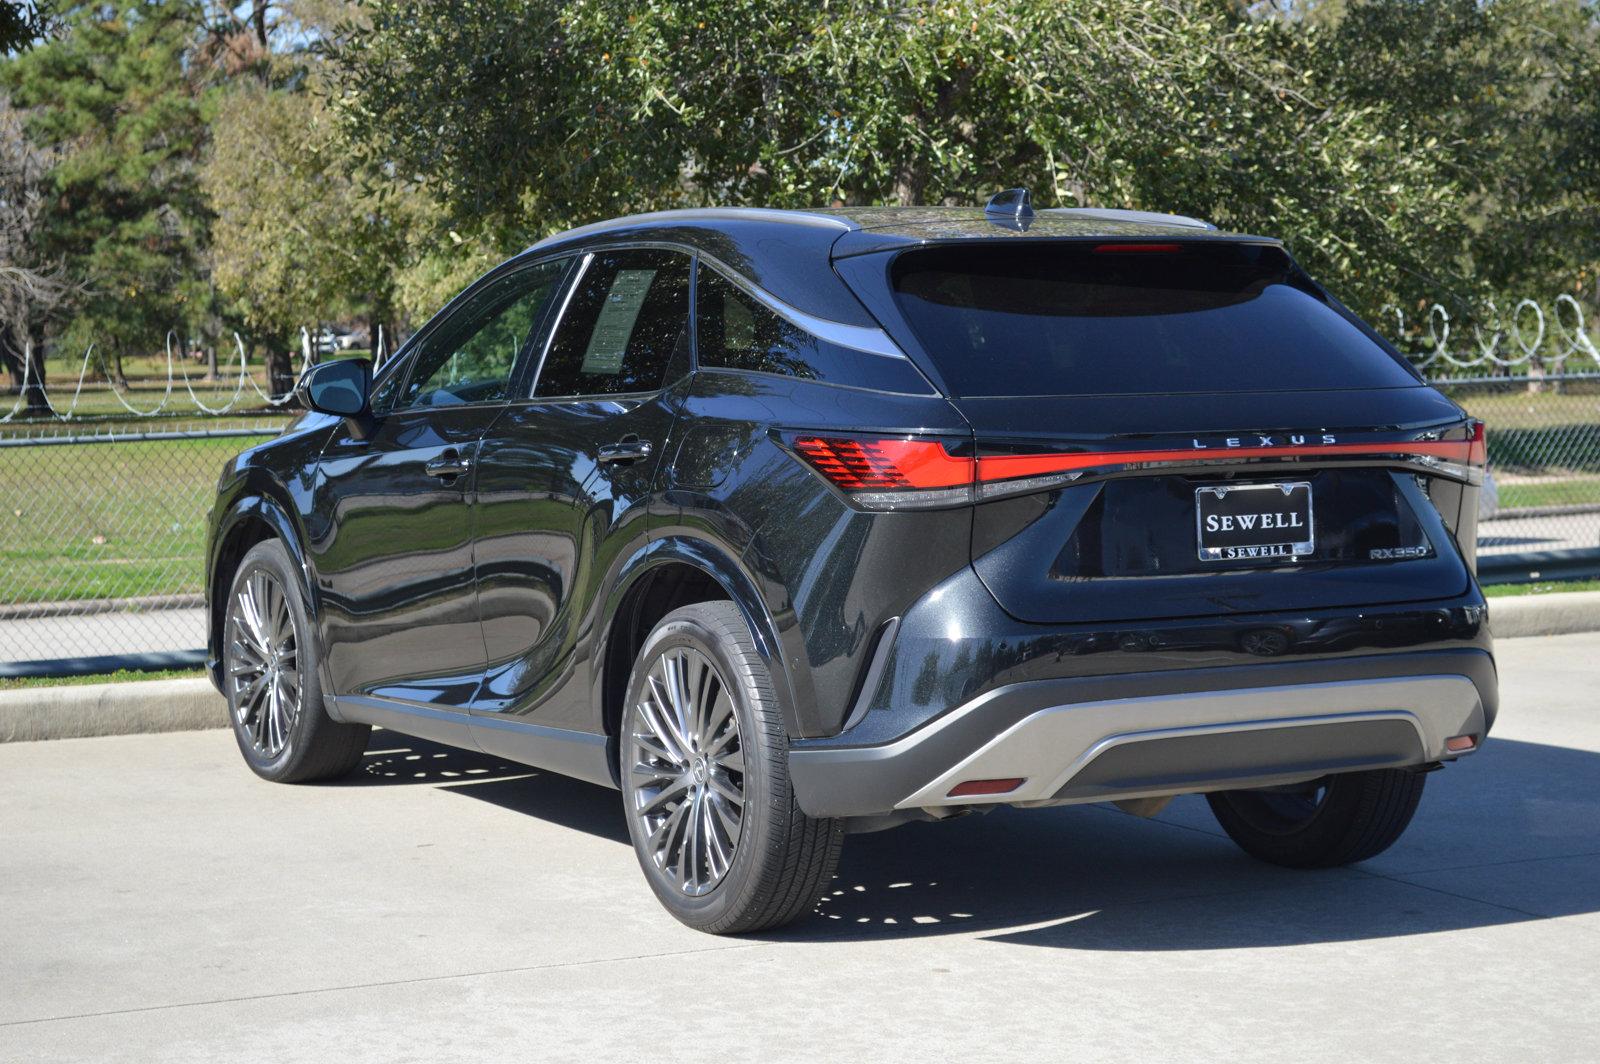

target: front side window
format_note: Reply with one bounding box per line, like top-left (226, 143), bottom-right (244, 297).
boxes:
top-left (399, 260), bottom-right (566, 409)
top-left (534, 249), bottom-right (691, 399)
top-left (695, 266), bottom-right (930, 393)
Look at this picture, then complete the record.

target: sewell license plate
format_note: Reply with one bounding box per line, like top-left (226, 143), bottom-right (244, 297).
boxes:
top-left (1195, 482), bottom-right (1314, 563)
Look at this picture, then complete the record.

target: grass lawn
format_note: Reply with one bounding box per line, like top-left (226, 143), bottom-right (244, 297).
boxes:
top-left (1482, 579), bottom-right (1600, 597)
top-left (1495, 476), bottom-right (1600, 510)
top-left (1446, 383), bottom-right (1600, 430)
top-left (0, 668), bottom-right (206, 692)
top-left (0, 434), bottom-right (265, 603)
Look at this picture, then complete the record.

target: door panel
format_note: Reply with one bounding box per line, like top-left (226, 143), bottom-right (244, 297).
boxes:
top-left (470, 248), bottom-right (692, 730)
top-left (312, 408), bottom-right (494, 705)
top-left (308, 259), bottom-right (568, 705)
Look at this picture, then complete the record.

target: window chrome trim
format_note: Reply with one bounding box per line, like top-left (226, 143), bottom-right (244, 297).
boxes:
top-left (527, 252), bottom-right (594, 399)
top-left (697, 253), bottom-right (909, 361)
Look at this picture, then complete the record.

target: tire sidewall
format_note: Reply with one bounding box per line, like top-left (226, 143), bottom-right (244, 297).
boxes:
top-left (620, 610), bottom-right (775, 929)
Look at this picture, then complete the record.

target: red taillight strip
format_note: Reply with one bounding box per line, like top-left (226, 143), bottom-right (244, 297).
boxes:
top-left (792, 423), bottom-right (1485, 498)
top-left (973, 433), bottom-right (1485, 482)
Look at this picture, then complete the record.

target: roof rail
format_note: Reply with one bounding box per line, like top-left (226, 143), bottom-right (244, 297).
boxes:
top-left (528, 207), bottom-right (856, 252)
top-left (1045, 207), bottom-right (1216, 231)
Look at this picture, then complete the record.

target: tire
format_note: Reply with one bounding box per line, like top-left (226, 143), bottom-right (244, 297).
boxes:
top-left (619, 601), bottom-right (843, 934)
top-left (1206, 768), bottom-right (1427, 869)
top-left (221, 540), bottom-right (370, 783)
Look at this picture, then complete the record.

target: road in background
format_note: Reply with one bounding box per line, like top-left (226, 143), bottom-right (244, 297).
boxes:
top-left (2, 633), bottom-right (1597, 1063)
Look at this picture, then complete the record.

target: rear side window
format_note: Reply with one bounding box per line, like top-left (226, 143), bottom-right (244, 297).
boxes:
top-left (890, 243), bottom-right (1421, 397)
top-left (696, 265), bottom-right (930, 394)
top-left (535, 249), bottom-right (691, 398)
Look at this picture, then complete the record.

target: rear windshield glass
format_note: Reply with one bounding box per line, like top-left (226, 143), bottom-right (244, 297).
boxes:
top-left (889, 243), bottom-right (1420, 397)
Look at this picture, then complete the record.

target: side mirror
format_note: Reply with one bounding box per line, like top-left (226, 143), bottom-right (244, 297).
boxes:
top-left (300, 358), bottom-right (372, 419)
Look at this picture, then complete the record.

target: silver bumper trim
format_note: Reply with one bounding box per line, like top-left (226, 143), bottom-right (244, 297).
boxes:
top-left (894, 675), bottom-right (1484, 809)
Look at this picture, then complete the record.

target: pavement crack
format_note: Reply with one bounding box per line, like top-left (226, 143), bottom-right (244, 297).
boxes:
top-left (0, 941), bottom-right (766, 1030)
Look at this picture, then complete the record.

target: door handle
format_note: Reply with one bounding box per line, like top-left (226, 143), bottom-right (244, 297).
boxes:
top-left (423, 449), bottom-right (472, 480)
top-left (597, 437), bottom-right (653, 465)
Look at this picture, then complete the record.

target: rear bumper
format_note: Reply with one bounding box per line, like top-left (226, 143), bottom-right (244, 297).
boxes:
top-left (788, 650), bottom-right (1493, 819)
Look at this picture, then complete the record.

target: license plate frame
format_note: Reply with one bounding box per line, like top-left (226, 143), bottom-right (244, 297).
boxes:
top-left (1195, 481), bottom-right (1314, 563)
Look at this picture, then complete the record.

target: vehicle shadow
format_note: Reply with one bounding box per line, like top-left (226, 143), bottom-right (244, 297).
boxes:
top-left (337, 731), bottom-right (1600, 950)
top-left (340, 730), bottom-right (630, 844)
top-left (785, 735), bottom-right (1600, 949)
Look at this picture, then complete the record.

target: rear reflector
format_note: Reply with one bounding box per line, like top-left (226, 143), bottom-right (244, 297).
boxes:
top-left (947, 777), bottom-right (1026, 798)
top-left (1445, 734), bottom-right (1478, 753)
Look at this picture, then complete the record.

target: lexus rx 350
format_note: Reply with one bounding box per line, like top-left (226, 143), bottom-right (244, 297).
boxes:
top-left (206, 191), bottom-right (1495, 933)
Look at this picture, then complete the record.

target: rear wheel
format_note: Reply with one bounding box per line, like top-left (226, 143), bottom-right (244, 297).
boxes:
top-left (223, 540), bottom-right (369, 783)
top-left (1206, 768), bottom-right (1426, 868)
top-left (620, 601), bottom-right (842, 933)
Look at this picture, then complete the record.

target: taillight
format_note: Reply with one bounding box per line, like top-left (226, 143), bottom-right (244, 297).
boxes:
top-left (1411, 420), bottom-right (1486, 485)
top-left (790, 436), bottom-right (974, 510)
top-left (789, 421), bottom-right (1487, 510)
top-left (789, 435), bottom-right (1087, 510)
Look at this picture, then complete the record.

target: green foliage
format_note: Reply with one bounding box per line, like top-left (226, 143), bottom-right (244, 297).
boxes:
top-left (0, 2), bottom-right (49, 54)
top-left (2, 0), bottom-right (1596, 352)
top-left (2, 1), bottom-right (212, 371)
top-left (329, 0), bottom-right (1600, 322)
top-left (202, 79), bottom-right (400, 345)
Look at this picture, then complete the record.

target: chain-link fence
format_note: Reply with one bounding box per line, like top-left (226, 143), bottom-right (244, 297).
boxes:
top-left (2, 296), bottom-right (1598, 675)
top-left (1441, 375), bottom-right (1600, 559)
top-left (0, 421), bottom-right (281, 673)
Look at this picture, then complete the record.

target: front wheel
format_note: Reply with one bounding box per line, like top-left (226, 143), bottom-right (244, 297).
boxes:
top-left (222, 540), bottom-right (370, 783)
top-left (620, 601), bottom-right (842, 934)
top-left (1206, 767), bottom-right (1427, 869)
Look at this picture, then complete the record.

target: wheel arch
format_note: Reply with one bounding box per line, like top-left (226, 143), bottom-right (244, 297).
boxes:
top-left (207, 490), bottom-right (316, 690)
top-left (595, 536), bottom-right (803, 755)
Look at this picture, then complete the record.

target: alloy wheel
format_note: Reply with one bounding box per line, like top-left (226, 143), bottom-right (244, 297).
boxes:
top-left (625, 646), bottom-right (746, 896)
top-left (226, 569), bottom-right (301, 758)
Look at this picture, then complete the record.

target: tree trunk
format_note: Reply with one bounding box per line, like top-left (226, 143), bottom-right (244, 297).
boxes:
top-left (265, 347), bottom-right (295, 398)
top-left (0, 332), bottom-right (51, 414)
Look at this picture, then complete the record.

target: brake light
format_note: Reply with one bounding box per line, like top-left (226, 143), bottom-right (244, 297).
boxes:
top-left (790, 437), bottom-right (976, 510)
top-left (1093, 243), bottom-right (1182, 254)
top-left (790, 437), bottom-right (970, 490)
top-left (790, 435), bottom-right (1091, 510)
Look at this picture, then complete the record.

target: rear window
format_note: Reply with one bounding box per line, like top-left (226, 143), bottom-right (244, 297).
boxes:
top-left (889, 243), bottom-right (1421, 397)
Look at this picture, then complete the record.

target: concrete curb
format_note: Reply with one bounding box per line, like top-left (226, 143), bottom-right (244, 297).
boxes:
top-left (1489, 589), bottom-right (1600, 639)
top-left (0, 677), bottom-right (226, 743)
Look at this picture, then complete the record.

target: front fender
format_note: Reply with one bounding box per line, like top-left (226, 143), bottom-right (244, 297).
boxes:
top-left (205, 486), bottom-right (318, 690)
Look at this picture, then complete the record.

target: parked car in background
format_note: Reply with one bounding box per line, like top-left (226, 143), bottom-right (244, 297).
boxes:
top-left (206, 192), bottom-right (1495, 933)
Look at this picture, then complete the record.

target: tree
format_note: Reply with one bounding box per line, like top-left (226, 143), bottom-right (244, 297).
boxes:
top-left (203, 77), bottom-right (411, 386)
top-left (0, 2), bottom-right (48, 54)
top-left (0, 93), bottom-right (68, 412)
top-left (2, 1), bottom-right (212, 385)
top-left (327, 0), bottom-right (1600, 323)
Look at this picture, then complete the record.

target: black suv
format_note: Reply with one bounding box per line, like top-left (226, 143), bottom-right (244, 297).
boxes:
top-left (206, 193), bottom-right (1495, 933)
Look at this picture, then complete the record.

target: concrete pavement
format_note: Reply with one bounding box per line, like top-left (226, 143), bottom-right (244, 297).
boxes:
top-left (2, 633), bottom-right (1598, 1062)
